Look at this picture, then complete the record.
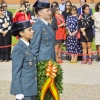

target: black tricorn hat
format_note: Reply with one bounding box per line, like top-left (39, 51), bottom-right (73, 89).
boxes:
top-left (33, 1), bottom-right (50, 9)
top-left (11, 21), bottom-right (31, 36)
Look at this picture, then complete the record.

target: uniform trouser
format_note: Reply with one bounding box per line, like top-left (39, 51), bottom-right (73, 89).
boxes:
top-left (16, 96), bottom-right (36, 100)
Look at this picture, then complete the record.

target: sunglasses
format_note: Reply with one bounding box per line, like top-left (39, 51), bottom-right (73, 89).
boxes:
top-left (27, 4), bottom-right (30, 6)
top-left (52, 5), bottom-right (57, 7)
top-left (0, 10), bottom-right (4, 12)
top-left (3, 6), bottom-right (7, 7)
top-left (66, 4), bottom-right (71, 6)
top-left (71, 9), bottom-right (76, 11)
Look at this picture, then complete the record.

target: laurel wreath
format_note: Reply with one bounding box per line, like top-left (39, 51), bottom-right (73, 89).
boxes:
top-left (36, 60), bottom-right (63, 100)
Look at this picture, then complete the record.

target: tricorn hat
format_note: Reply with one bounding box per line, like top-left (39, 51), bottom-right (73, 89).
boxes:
top-left (33, 1), bottom-right (50, 9)
top-left (11, 21), bottom-right (31, 36)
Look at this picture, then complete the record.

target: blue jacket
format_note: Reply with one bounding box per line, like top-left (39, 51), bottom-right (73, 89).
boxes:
top-left (10, 40), bottom-right (37, 96)
top-left (78, 7), bottom-right (92, 15)
top-left (30, 19), bottom-right (55, 61)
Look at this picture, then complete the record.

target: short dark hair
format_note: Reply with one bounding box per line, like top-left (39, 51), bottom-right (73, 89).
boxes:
top-left (0, 6), bottom-right (4, 10)
top-left (82, 4), bottom-right (89, 13)
top-left (1, 2), bottom-right (7, 6)
top-left (95, 2), bottom-right (100, 12)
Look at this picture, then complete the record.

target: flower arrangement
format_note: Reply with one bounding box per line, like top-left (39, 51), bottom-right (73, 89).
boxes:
top-left (36, 60), bottom-right (63, 100)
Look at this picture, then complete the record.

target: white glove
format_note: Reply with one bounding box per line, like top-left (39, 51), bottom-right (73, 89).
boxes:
top-left (16, 94), bottom-right (24, 100)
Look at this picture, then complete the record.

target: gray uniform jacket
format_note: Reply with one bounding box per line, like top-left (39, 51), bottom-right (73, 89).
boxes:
top-left (10, 40), bottom-right (37, 96)
top-left (30, 19), bottom-right (55, 61)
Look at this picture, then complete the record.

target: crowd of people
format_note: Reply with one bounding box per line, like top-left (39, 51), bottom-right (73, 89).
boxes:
top-left (0, 0), bottom-right (98, 100)
top-left (50, 0), bottom-right (99, 64)
top-left (0, 0), bottom-right (100, 65)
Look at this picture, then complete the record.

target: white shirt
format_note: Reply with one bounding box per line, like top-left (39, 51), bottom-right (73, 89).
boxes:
top-left (4, 11), bottom-right (7, 16)
top-left (59, 3), bottom-right (65, 12)
top-left (81, 7), bottom-right (83, 15)
top-left (39, 18), bottom-right (48, 25)
top-left (20, 38), bottom-right (29, 46)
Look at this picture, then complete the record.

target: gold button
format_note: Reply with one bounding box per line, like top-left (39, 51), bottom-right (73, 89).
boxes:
top-left (25, 81), bottom-right (27, 82)
top-left (34, 57), bottom-right (36, 60)
top-left (46, 38), bottom-right (48, 39)
top-left (35, 71), bottom-right (37, 73)
top-left (35, 77), bottom-right (37, 80)
top-left (35, 64), bottom-right (36, 66)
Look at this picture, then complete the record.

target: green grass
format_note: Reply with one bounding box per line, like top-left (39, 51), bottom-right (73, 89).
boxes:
top-left (92, 9), bottom-right (95, 13)
top-left (12, 36), bottom-right (18, 44)
top-left (8, 9), bottom-right (16, 14)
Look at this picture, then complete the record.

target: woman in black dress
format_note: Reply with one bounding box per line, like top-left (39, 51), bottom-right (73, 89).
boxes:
top-left (0, 6), bottom-right (12, 62)
top-left (78, 4), bottom-right (94, 64)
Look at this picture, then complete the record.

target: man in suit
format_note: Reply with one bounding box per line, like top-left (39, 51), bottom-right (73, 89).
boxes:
top-left (59, 0), bottom-right (66, 12)
top-left (78, 0), bottom-right (92, 15)
top-left (30, 1), bottom-right (55, 62)
top-left (1, 2), bottom-right (13, 23)
top-left (23, 1), bottom-right (33, 17)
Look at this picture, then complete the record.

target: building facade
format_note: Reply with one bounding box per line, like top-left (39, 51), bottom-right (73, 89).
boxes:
top-left (0, 0), bottom-right (99, 4)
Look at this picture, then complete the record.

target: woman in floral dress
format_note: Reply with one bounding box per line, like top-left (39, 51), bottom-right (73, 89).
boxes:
top-left (66, 6), bottom-right (82, 63)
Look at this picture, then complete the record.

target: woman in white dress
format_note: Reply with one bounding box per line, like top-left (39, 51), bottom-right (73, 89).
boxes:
top-left (93, 2), bottom-right (100, 61)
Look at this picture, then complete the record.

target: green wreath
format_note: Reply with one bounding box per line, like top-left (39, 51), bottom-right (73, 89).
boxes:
top-left (36, 60), bottom-right (63, 100)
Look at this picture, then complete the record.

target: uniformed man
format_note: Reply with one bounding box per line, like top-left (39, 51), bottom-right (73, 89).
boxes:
top-left (10, 21), bottom-right (37, 100)
top-left (30, 1), bottom-right (55, 62)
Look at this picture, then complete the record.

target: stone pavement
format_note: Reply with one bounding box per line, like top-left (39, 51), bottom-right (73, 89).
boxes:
top-left (0, 60), bottom-right (100, 100)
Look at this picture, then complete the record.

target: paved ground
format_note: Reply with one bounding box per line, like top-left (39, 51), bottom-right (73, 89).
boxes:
top-left (0, 56), bottom-right (100, 100)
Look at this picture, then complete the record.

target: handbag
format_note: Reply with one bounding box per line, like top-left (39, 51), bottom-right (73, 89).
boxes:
top-left (76, 30), bottom-right (80, 39)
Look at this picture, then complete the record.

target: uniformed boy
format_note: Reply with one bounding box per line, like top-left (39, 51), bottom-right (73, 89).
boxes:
top-left (10, 21), bottom-right (37, 100)
top-left (30, 1), bottom-right (55, 62)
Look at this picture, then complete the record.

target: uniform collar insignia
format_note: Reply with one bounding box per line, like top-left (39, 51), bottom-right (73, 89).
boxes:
top-left (25, 51), bottom-right (30, 55)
